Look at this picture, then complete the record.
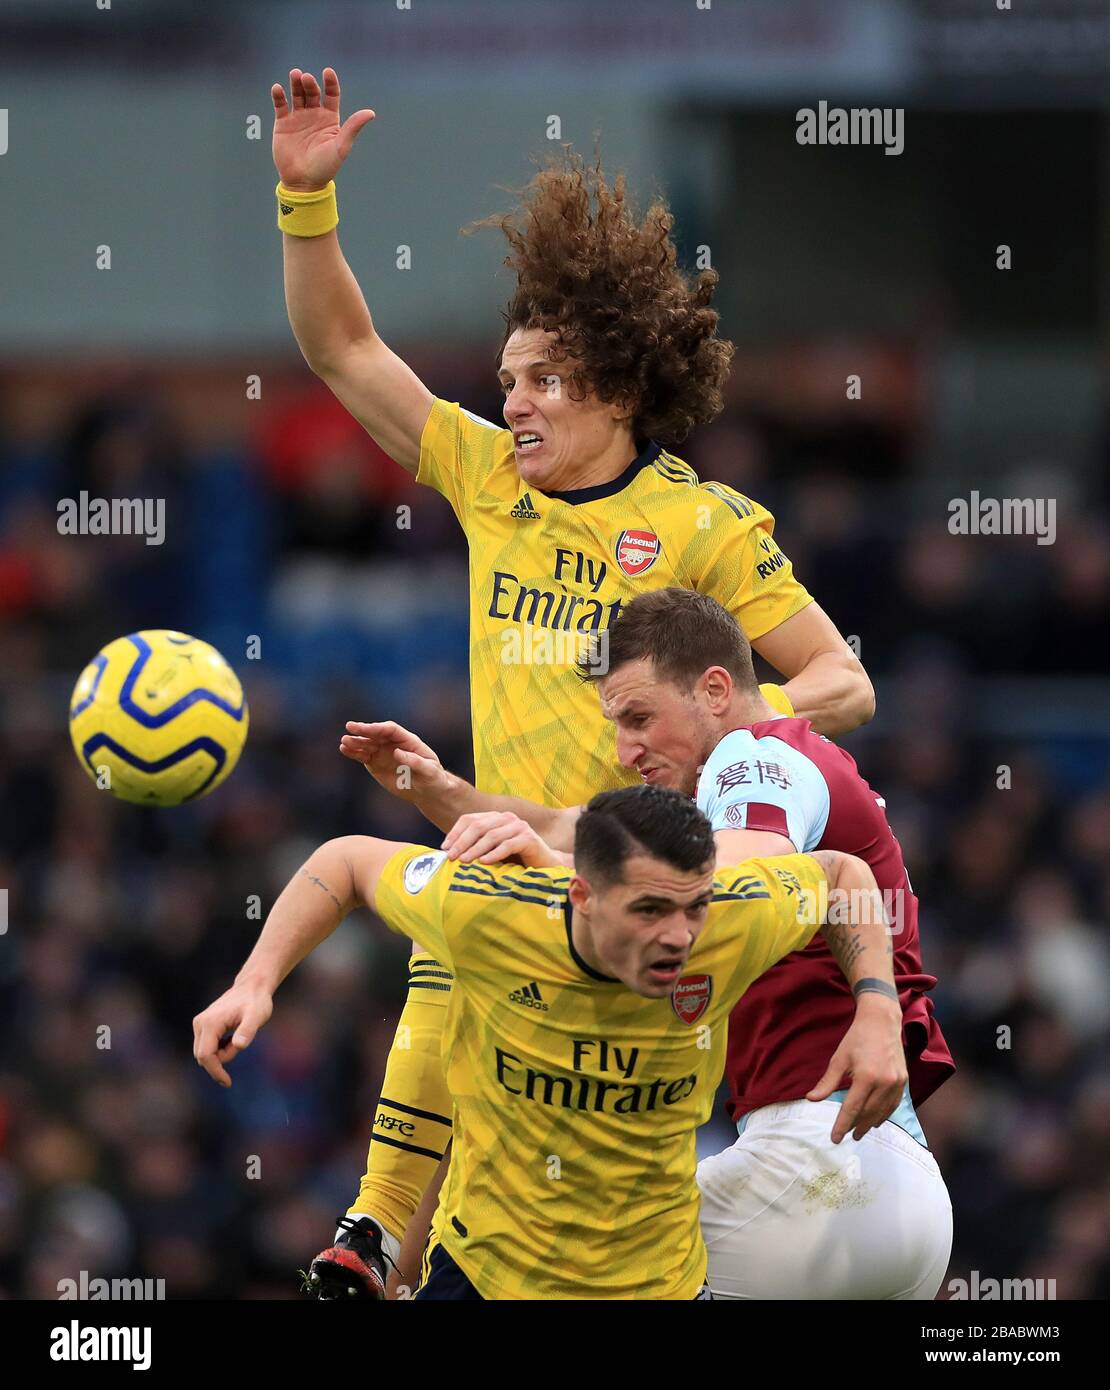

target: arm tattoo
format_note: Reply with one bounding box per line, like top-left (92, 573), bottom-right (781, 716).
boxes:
top-left (300, 868), bottom-right (342, 912)
top-left (852, 977), bottom-right (899, 1003)
top-left (823, 915), bottom-right (866, 977)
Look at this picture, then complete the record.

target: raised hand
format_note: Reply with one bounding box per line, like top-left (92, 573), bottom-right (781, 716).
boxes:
top-left (272, 66), bottom-right (375, 193)
top-left (340, 720), bottom-right (448, 802)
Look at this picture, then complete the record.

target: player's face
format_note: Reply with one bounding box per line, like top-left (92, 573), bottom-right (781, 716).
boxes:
top-left (498, 327), bottom-right (631, 490)
top-left (573, 854), bottom-right (716, 998)
top-left (598, 659), bottom-right (720, 797)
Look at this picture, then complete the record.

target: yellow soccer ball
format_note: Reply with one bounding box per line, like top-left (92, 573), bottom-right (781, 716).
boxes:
top-left (68, 630), bottom-right (249, 805)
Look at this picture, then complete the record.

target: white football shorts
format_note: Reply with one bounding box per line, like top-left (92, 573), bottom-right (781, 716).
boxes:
top-left (697, 1090), bottom-right (953, 1300)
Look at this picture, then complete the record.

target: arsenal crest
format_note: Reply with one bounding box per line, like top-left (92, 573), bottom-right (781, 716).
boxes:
top-left (615, 528), bottom-right (661, 578)
top-left (671, 974), bottom-right (712, 1025)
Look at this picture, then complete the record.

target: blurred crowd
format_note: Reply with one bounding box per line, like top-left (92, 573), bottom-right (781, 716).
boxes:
top-left (0, 347), bottom-right (1108, 1299)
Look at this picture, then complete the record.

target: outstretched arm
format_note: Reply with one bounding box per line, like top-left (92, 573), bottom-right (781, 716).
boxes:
top-left (192, 835), bottom-right (400, 1087)
top-left (341, 720), bottom-right (580, 850)
top-left (274, 67), bottom-right (433, 474)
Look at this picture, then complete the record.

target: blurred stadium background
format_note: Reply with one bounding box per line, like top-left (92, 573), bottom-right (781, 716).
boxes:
top-left (2, 0), bottom-right (1109, 1299)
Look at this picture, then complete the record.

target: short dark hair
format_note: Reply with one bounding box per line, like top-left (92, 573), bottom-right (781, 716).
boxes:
top-left (578, 588), bottom-right (757, 691)
top-left (573, 784), bottom-right (715, 887)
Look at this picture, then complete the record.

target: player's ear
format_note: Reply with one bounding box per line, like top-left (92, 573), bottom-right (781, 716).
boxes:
top-left (568, 875), bottom-right (593, 915)
top-left (611, 393), bottom-right (638, 428)
top-left (700, 665), bottom-right (733, 709)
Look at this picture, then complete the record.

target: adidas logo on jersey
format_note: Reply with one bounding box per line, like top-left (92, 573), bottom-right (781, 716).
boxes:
top-left (508, 981), bottom-right (548, 1011)
top-left (510, 492), bottom-right (541, 520)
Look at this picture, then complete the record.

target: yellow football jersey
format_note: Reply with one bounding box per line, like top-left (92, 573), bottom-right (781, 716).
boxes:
top-left (374, 844), bottom-right (827, 1300)
top-left (417, 400), bottom-right (813, 807)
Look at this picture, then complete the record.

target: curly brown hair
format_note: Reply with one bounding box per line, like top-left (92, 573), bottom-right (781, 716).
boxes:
top-left (464, 148), bottom-right (734, 446)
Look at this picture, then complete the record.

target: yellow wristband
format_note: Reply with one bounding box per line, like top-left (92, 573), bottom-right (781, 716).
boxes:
top-left (276, 180), bottom-right (338, 237)
top-left (758, 682), bottom-right (795, 717)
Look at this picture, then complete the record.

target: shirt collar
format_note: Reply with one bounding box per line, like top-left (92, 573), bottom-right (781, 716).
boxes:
top-left (542, 438), bottom-right (662, 506)
top-left (562, 899), bottom-right (620, 982)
